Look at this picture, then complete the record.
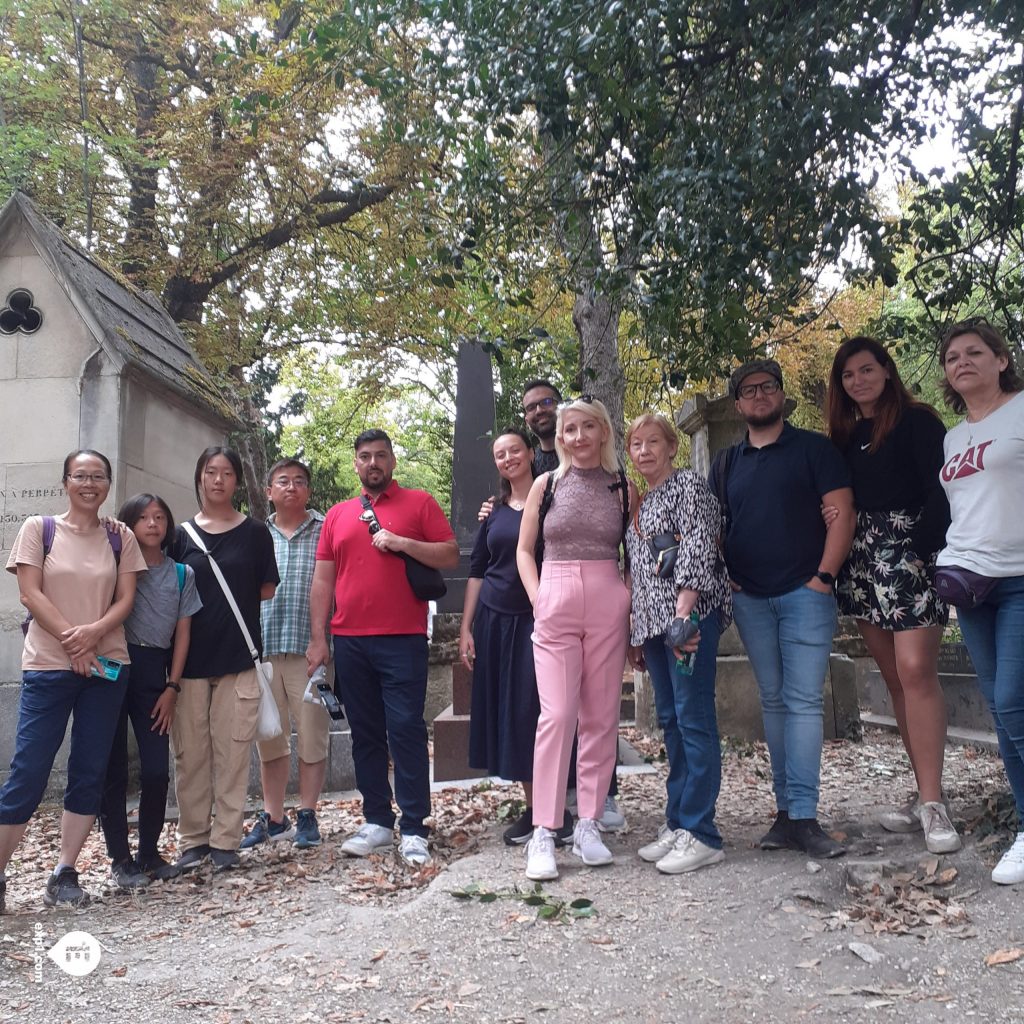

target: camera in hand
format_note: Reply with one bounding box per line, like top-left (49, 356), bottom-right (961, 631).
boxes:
top-left (303, 665), bottom-right (346, 721)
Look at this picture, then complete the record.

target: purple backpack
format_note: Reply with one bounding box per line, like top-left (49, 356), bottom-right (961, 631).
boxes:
top-left (20, 516), bottom-right (122, 636)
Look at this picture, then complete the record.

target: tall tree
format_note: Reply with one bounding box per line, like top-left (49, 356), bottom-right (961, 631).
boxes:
top-left (415, 0), bottom-right (1008, 435)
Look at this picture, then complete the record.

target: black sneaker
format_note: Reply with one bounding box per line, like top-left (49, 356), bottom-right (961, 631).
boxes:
top-left (759, 810), bottom-right (793, 850)
top-left (175, 844), bottom-right (211, 872)
top-left (43, 867), bottom-right (89, 907)
top-left (554, 808), bottom-right (574, 848)
top-left (209, 848), bottom-right (241, 872)
top-left (503, 807), bottom-right (534, 846)
top-left (136, 854), bottom-right (182, 881)
top-left (111, 857), bottom-right (151, 890)
top-left (790, 818), bottom-right (845, 859)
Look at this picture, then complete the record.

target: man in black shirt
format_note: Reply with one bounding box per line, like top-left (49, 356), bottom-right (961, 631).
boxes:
top-left (709, 360), bottom-right (855, 858)
top-left (521, 379), bottom-right (561, 475)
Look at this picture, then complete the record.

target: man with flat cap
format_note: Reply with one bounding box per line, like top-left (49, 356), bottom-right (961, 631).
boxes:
top-left (709, 359), bottom-right (855, 858)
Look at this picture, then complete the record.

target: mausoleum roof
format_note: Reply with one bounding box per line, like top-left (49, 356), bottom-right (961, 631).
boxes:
top-left (0, 192), bottom-right (238, 428)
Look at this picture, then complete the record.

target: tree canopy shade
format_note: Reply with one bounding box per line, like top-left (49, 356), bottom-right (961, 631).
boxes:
top-left (418, 0), bottom-right (1017, 431)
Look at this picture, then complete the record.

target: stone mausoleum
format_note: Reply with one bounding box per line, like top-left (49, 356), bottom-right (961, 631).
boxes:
top-left (0, 192), bottom-right (235, 786)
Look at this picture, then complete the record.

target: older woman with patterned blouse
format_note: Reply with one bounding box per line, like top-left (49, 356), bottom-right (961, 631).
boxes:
top-left (625, 413), bottom-right (732, 875)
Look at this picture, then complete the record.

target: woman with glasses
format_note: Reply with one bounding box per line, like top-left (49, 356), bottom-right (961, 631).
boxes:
top-left (1, 450), bottom-right (147, 910)
top-left (170, 446), bottom-right (279, 872)
top-left (516, 397), bottom-right (633, 881)
top-left (826, 337), bottom-right (958, 855)
top-left (937, 321), bottom-right (1024, 884)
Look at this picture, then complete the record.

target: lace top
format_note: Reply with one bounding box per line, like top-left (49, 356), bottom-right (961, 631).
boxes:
top-left (542, 466), bottom-right (623, 561)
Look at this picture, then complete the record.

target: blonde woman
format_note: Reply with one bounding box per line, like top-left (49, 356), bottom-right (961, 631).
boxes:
top-left (516, 397), bottom-right (632, 881)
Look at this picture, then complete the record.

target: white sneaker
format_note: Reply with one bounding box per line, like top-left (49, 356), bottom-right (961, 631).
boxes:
top-left (399, 834), bottom-right (431, 867)
top-left (525, 827), bottom-right (558, 881)
top-left (597, 796), bottom-right (626, 833)
top-left (341, 823), bottom-right (394, 857)
top-left (879, 792), bottom-right (922, 833)
top-left (572, 817), bottom-right (613, 866)
top-left (919, 801), bottom-right (961, 854)
top-left (992, 832), bottom-right (1024, 885)
top-left (638, 824), bottom-right (681, 863)
top-left (656, 831), bottom-right (725, 875)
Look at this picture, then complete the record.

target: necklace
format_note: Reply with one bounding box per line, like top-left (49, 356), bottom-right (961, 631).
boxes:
top-left (508, 499), bottom-right (526, 511)
top-left (966, 393), bottom-right (1008, 445)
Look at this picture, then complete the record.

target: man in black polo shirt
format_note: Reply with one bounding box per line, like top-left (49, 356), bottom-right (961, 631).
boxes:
top-left (710, 360), bottom-right (855, 858)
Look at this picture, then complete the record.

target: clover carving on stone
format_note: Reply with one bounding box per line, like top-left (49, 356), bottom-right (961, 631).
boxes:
top-left (0, 288), bottom-right (43, 335)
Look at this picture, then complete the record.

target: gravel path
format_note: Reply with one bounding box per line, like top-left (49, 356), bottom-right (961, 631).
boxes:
top-left (2, 729), bottom-right (1022, 1023)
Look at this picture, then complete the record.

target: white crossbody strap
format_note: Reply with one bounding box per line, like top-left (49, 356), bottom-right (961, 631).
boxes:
top-left (181, 521), bottom-right (259, 662)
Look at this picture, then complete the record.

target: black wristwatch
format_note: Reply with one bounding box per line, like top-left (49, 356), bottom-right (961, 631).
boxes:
top-left (815, 571), bottom-right (836, 587)
top-left (165, 680), bottom-right (182, 693)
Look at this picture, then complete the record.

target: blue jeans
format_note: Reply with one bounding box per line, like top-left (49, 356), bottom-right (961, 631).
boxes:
top-left (643, 610), bottom-right (723, 849)
top-left (957, 576), bottom-right (1024, 819)
top-left (333, 635), bottom-right (430, 837)
top-left (732, 586), bottom-right (836, 820)
top-left (0, 669), bottom-right (128, 823)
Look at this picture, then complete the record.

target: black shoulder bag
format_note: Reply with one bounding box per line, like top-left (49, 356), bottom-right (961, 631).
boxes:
top-left (359, 496), bottom-right (448, 601)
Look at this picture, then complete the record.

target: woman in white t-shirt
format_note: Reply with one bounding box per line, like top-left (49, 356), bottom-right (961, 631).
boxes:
top-left (938, 321), bottom-right (1024, 885)
top-left (0, 449), bottom-right (147, 912)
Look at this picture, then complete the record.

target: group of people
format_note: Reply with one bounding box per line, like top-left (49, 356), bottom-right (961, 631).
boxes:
top-left (0, 434), bottom-right (457, 911)
top-left (1, 318), bottom-right (1022, 913)
top-left (461, 320), bottom-right (1024, 887)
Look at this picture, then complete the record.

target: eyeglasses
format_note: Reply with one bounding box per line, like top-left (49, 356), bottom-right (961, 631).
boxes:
top-left (736, 380), bottom-right (781, 400)
top-left (67, 473), bottom-right (109, 484)
top-left (522, 396), bottom-right (557, 415)
top-left (272, 476), bottom-right (310, 489)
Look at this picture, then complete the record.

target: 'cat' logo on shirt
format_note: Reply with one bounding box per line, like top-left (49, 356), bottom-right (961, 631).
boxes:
top-left (942, 440), bottom-right (994, 481)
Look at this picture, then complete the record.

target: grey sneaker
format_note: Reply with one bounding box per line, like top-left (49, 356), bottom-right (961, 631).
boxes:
top-left (572, 817), bottom-right (614, 866)
top-left (293, 809), bottom-right (322, 849)
top-left (597, 796), bottom-right (626, 833)
top-left (239, 810), bottom-right (295, 849)
top-left (920, 801), bottom-right (961, 854)
top-left (174, 844), bottom-right (211, 872)
top-left (43, 867), bottom-right (89, 907)
top-left (638, 823), bottom-right (681, 863)
top-left (111, 857), bottom-right (151, 890)
top-left (209, 848), bottom-right (241, 872)
top-left (341, 823), bottom-right (394, 857)
top-left (879, 792), bottom-right (922, 833)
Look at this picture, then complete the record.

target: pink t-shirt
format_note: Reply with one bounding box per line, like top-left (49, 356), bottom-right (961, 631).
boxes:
top-left (6, 515), bottom-right (148, 671)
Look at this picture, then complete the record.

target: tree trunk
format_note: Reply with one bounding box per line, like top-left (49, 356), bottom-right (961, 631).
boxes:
top-left (227, 366), bottom-right (270, 521)
top-left (573, 288), bottom-right (625, 451)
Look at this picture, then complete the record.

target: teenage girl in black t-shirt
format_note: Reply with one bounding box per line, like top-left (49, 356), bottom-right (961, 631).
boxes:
top-left (170, 447), bottom-right (279, 872)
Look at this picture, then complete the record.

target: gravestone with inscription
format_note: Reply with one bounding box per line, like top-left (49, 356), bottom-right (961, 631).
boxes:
top-left (0, 191), bottom-right (235, 794)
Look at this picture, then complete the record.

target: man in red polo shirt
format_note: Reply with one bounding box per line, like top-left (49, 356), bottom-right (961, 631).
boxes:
top-left (307, 429), bottom-right (458, 867)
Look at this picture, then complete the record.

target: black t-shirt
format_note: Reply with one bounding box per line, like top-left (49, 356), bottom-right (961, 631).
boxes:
top-left (838, 406), bottom-right (950, 559)
top-left (709, 422), bottom-right (850, 598)
top-left (533, 447), bottom-right (558, 475)
top-left (171, 518), bottom-right (280, 678)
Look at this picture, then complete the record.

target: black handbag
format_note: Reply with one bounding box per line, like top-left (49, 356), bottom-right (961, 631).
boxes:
top-left (359, 496), bottom-right (447, 602)
top-left (632, 498), bottom-right (680, 579)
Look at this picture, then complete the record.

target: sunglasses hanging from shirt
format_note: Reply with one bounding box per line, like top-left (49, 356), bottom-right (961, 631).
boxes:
top-left (358, 496), bottom-right (448, 601)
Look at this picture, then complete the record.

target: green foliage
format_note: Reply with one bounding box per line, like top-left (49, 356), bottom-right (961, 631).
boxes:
top-left (450, 882), bottom-right (596, 922)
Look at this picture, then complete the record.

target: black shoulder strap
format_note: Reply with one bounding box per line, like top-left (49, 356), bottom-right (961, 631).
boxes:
top-left (534, 474), bottom-right (556, 564)
top-left (713, 443), bottom-right (738, 535)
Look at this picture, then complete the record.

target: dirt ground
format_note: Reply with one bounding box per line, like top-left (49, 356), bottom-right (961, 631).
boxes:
top-left (1, 727), bottom-right (1022, 1023)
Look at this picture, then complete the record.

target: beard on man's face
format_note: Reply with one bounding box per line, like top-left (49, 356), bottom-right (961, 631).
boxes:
top-left (743, 407), bottom-right (784, 429)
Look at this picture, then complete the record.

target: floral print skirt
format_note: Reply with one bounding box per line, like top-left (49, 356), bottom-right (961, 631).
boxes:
top-left (837, 508), bottom-right (948, 631)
